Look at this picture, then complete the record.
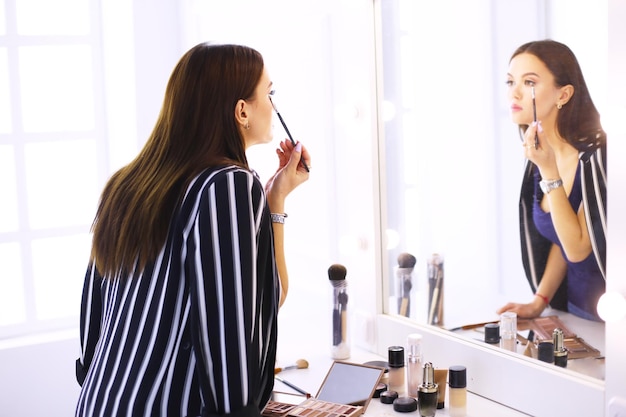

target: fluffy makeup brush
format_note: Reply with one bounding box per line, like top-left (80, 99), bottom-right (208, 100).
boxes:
top-left (397, 253), bottom-right (416, 317)
top-left (274, 358), bottom-right (309, 374)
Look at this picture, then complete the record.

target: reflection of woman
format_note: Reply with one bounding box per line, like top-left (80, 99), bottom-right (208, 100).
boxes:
top-left (497, 40), bottom-right (607, 322)
top-left (75, 43), bottom-right (310, 416)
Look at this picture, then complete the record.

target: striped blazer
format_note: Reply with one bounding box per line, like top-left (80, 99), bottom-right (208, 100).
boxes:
top-left (519, 144), bottom-right (607, 311)
top-left (75, 166), bottom-right (279, 417)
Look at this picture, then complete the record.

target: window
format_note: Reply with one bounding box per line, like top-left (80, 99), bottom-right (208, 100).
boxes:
top-left (0, 0), bottom-right (105, 338)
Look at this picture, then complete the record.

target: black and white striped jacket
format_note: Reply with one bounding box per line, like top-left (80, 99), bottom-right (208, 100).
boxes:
top-left (76, 166), bottom-right (278, 417)
top-left (519, 144), bottom-right (607, 311)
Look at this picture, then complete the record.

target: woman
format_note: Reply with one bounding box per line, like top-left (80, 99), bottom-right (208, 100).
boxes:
top-left (497, 40), bottom-right (607, 321)
top-left (75, 43), bottom-right (311, 417)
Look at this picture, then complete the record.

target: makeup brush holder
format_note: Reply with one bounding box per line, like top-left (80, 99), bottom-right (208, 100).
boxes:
top-left (331, 281), bottom-right (350, 359)
top-left (427, 254), bottom-right (444, 326)
top-left (395, 266), bottom-right (414, 318)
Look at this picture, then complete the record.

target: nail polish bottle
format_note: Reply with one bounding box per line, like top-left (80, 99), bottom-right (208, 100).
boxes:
top-left (418, 362), bottom-right (438, 417)
top-left (553, 328), bottom-right (568, 367)
top-left (387, 346), bottom-right (405, 394)
top-left (406, 333), bottom-right (423, 397)
top-left (448, 365), bottom-right (467, 417)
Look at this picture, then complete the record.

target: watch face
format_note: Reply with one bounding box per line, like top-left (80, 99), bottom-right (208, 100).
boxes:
top-left (540, 181), bottom-right (548, 193)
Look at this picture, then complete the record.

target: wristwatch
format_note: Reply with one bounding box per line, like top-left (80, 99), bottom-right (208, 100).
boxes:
top-left (539, 178), bottom-right (563, 194)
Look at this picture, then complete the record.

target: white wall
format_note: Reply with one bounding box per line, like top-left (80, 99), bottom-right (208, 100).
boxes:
top-left (604, 0), bottom-right (626, 413)
top-left (0, 332), bottom-right (80, 416)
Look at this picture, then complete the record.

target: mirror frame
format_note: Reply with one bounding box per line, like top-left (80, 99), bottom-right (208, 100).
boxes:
top-left (370, 0), bottom-right (607, 414)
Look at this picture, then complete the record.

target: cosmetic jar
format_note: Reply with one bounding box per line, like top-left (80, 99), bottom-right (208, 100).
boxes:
top-left (393, 397), bottom-right (418, 413)
top-left (380, 390), bottom-right (399, 404)
top-left (373, 382), bottom-right (388, 398)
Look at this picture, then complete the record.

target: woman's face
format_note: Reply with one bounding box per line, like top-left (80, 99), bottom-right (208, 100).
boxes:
top-left (506, 52), bottom-right (562, 127)
top-left (242, 67), bottom-right (275, 148)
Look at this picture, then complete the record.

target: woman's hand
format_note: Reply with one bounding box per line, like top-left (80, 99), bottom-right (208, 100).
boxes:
top-left (522, 121), bottom-right (559, 179)
top-left (265, 139), bottom-right (311, 212)
top-left (497, 299), bottom-right (545, 319)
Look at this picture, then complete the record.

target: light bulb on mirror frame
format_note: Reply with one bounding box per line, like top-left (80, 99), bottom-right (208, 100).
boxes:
top-left (596, 291), bottom-right (626, 322)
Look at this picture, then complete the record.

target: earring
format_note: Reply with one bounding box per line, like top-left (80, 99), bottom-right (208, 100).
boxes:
top-left (557, 102), bottom-right (563, 110)
top-left (245, 122), bottom-right (250, 130)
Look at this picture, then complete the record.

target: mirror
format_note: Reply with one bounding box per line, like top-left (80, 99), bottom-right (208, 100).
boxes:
top-left (376, 0), bottom-right (608, 381)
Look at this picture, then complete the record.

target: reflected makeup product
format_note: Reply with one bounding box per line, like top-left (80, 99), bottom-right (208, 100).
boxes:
top-left (538, 341), bottom-right (555, 363)
top-left (387, 346), bottom-right (405, 394)
top-left (427, 254), bottom-right (444, 326)
top-left (553, 328), bottom-right (569, 367)
top-left (500, 311), bottom-right (517, 352)
top-left (418, 362), bottom-right (438, 417)
top-left (396, 253), bottom-right (417, 317)
top-left (484, 323), bottom-right (500, 345)
top-left (448, 365), bottom-right (467, 417)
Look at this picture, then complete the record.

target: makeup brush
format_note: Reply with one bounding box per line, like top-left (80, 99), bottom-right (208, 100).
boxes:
top-left (427, 254), bottom-right (444, 326)
top-left (532, 86), bottom-right (539, 149)
top-left (397, 252), bottom-right (416, 317)
top-left (328, 264), bottom-right (348, 346)
top-left (269, 95), bottom-right (310, 172)
top-left (274, 358), bottom-right (309, 374)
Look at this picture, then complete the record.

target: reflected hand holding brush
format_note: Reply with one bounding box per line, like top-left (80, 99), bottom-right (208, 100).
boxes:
top-left (268, 92), bottom-right (310, 172)
top-left (531, 85), bottom-right (539, 150)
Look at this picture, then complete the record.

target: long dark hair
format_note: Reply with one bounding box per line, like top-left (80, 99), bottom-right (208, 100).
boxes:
top-left (91, 43), bottom-right (265, 277)
top-left (511, 40), bottom-right (606, 151)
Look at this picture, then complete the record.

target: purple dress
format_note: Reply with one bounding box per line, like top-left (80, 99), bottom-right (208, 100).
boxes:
top-left (532, 166), bottom-right (605, 321)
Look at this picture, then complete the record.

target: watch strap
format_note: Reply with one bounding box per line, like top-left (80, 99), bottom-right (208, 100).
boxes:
top-left (540, 178), bottom-right (563, 194)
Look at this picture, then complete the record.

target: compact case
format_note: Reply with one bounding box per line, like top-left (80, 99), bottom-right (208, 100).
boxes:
top-left (263, 361), bottom-right (385, 417)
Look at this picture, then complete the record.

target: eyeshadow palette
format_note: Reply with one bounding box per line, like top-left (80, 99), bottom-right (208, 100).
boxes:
top-left (524, 316), bottom-right (576, 340)
top-left (522, 315), bottom-right (601, 359)
top-left (262, 398), bottom-right (363, 417)
top-left (262, 401), bottom-right (298, 417)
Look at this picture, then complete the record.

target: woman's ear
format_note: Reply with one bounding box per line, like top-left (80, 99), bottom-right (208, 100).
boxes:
top-left (558, 84), bottom-right (574, 106)
top-left (234, 99), bottom-right (249, 128)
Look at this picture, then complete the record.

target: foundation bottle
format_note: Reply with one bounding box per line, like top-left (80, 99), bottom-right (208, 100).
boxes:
top-left (387, 345), bottom-right (405, 394)
top-left (448, 365), bottom-right (467, 417)
top-left (406, 333), bottom-right (423, 397)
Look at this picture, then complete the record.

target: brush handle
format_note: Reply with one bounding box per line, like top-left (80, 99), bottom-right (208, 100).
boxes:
top-left (399, 297), bottom-right (409, 317)
top-left (275, 376), bottom-right (310, 397)
top-left (332, 309), bottom-right (341, 345)
top-left (275, 112), bottom-right (310, 172)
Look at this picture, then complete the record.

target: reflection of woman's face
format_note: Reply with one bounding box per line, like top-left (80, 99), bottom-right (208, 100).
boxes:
top-left (506, 53), bottom-right (560, 127)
